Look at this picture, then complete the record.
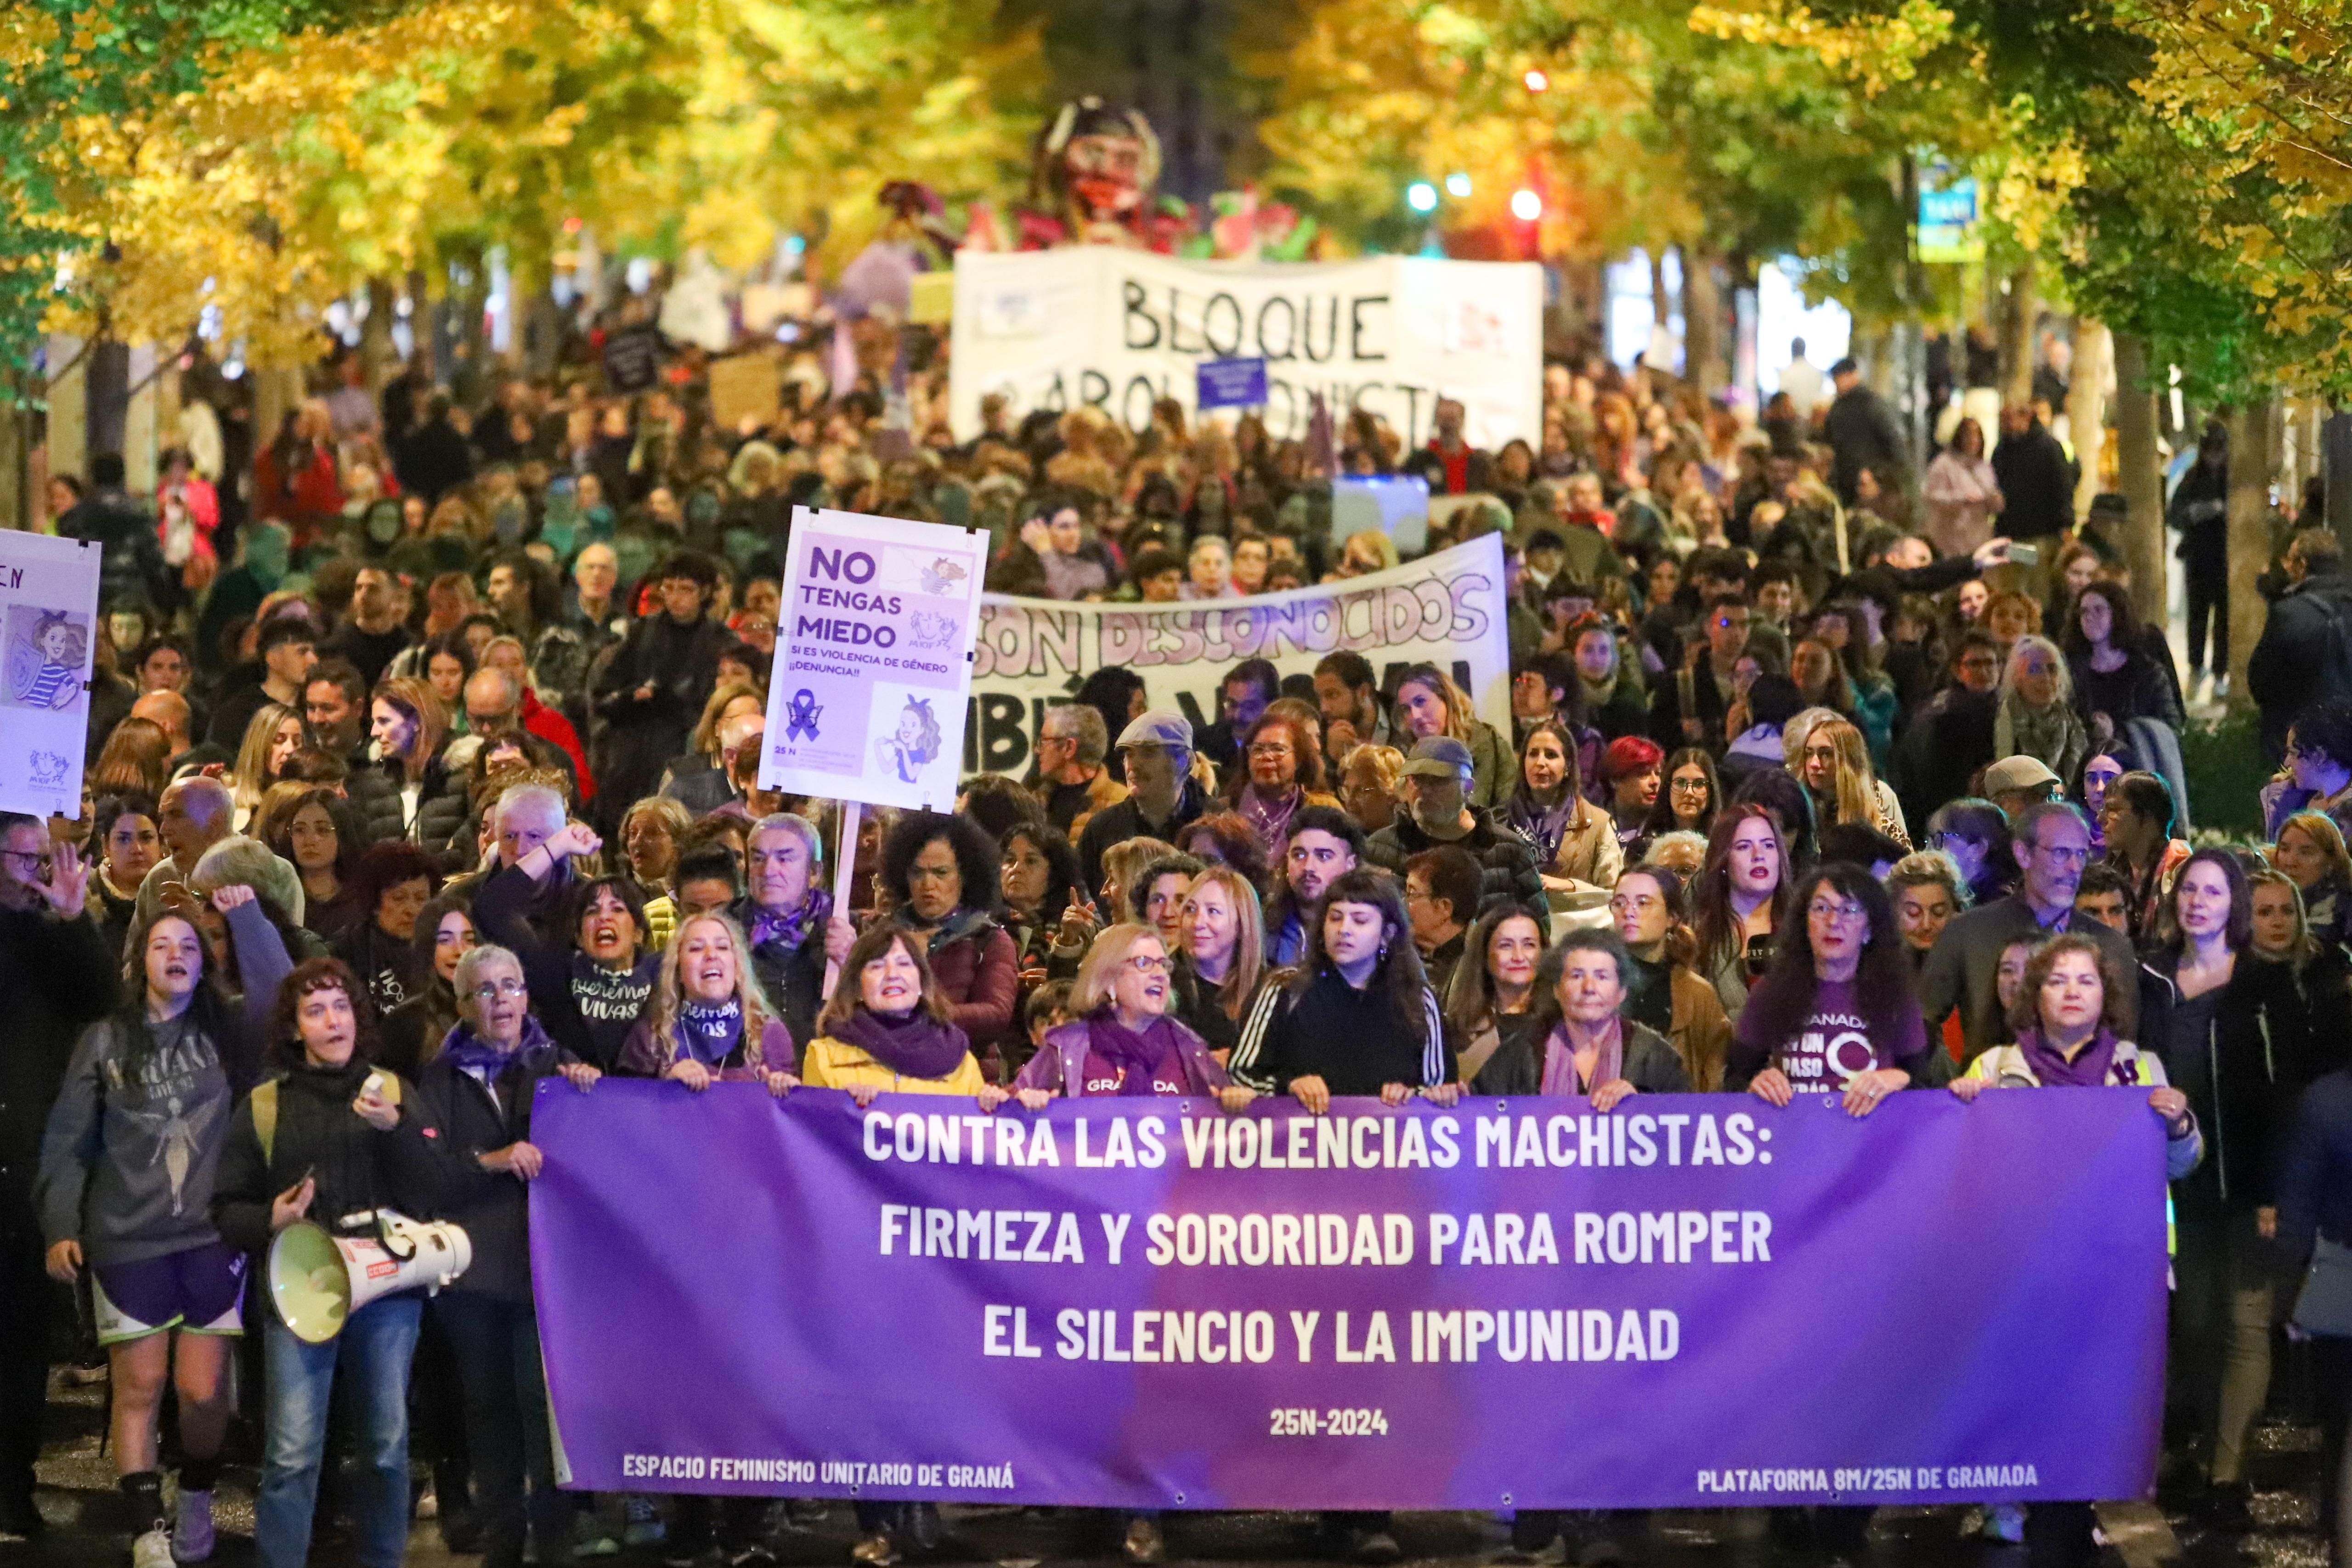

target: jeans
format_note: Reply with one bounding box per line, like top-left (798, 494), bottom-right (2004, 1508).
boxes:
top-left (257, 1294), bottom-right (421, 1568)
top-left (434, 1293), bottom-right (571, 1565)
top-left (2183, 541), bottom-right (2227, 677)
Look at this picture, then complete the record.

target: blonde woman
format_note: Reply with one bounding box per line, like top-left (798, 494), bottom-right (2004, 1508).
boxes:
top-left (1392, 661), bottom-right (1514, 812)
top-left (2272, 810), bottom-right (2352, 949)
top-left (800, 923), bottom-right (988, 1102)
top-left (1175, 865), bottom-right (1266, 1061)
top-left (1010, 923), bottom-right (1239, 1105)
top-left (616, 910), bottom-right (794, 1092)
top-left (1994, 633), bottom-right (2090, 786)
top-left (1790, 714), bottom-right (1910, 848)
top-left (1337, 745), bottom-right (1406, 833)
top-left (230, 703), bottom-right (305, 826)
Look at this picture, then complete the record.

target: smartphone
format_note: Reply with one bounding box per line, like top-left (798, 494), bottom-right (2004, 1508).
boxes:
top-left (2007, 542), bottom-right (2040, 567)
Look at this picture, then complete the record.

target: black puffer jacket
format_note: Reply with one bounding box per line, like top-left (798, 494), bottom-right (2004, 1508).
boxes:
top-left (411, 1027), bottom-right (568, 1303)
top-left (1364, 807), bottom-right (1546, 924)
top-left (211, 1055), bottom-right (441, 1255)
top-left (346, 752), bottom-right (473, 863)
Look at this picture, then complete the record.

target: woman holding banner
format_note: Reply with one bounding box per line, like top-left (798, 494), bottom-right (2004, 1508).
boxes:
top-left (877, 812), bottom-right (1020, 1078)
top-left (1447, 905), bottom-right (1548, 1090)
top-left (615, 912), bottom-right (795, 1093)
top-left (1008, 922), bottom-right (1244, 1105)
top-left (475, 822), bottom-right (660, 1073)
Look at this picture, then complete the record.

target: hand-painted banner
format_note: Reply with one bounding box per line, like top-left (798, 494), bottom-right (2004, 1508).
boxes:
top-left (948, 250), bottom-right (1543, 448)
top-left (963, 535), bottom-right (1510, 776)
top-left (531, 1084), bottom-right (2166, 1510)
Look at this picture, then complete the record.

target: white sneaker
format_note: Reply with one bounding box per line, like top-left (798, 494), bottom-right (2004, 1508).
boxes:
top-left (133, 1526), bottom-right (176, 1568)
top-left (172, 1492), bottom-right (215, 1563)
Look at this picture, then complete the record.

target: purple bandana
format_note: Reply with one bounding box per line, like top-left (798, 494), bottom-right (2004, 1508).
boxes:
top-left (750, 886), bottom-right (832, 953)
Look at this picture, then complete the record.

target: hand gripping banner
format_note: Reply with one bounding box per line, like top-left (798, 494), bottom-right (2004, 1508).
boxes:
top-left (530, 1084), bottom-right (2166, 1511)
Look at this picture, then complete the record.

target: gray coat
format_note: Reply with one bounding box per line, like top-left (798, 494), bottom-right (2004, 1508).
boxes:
top-left (1916, 894), bottom-right (2140, 1069)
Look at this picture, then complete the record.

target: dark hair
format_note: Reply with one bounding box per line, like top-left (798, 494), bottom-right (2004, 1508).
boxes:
top-left (1640, 746), bottom-right (1720, 840)
top-left (1284, 803), bottom-right (1366, 861)
top-left (2108, 770), bottom-right (2177, 839)
top-left (1745, 672), bottom-right (1805, 730)
top-left (960, 774), bottom-right (1047, 846)
top-left (2290, 699), bottom-right (2352, 773)
top-left (1405, 846), bottom-right (1482, 929)
top-left (881, 811), bottom-right (1004, 919)
top-left (566, 874), bottom-right (648, 955)
top-left (1740, 863), bottom-right (1917, 1060)
top-left (1445, 902), bottom-right (1551, 1037)
top-left (1224, 658), bottom-right (1280, 705)
top-left (2074, 861), bottom-right (2131, 905)
top-left (262, 786), bottom-right (361, 883)
top-left (1515, 717), bottom-right (1585, 807)
top-left (305, 656), bottom-right (369, 712)
top-left (1729, 767), bottom-right (1816, 868)
top-left (1228, 709), bottom-right (1327, 799)
top-left (92, 791), bottom-right (159, 856)
top-left (271, 957), bottom-right (380, 1070)
top-left (1315, 650), bottom-right (1377, 694)
top-left (401, 894), bottom-right (475, 1065)
top-left (2007, 932), bottom-right (2130, 1038)
top-left (116, 905), bottom-right (232, 1075)
top-left (1002, 822), bottom-right (1084, 930)
top-left (816, 922), bottom-right (955, 1033)
top-left (351, 841), bottom-right (440, 918)
top-left (131, 635), bottom-right (193, 679)
top-left (1692, 803), bottom-right (1795, 976)
top-left (421, 631), bottom-right (475, 682)
top-left (1293, 866), bottom-right (1431, 1038)
top-left (1074, 668), bottom-right (1147, 751)
top-left (1135, 853), bottom-right (1207, 920)
top-left (1530, 927), bottom-right (1638, 1031)
top-left (91, 452), bottom-right (127, 488)
top-left (1130, 546), bottom-right (1184, 582)
top-left (281, 746), bottom-right (350, 787)
top-left (1173, 812), bottom-right (1271, 893)
top-left (653, 549), bottom-right (720, 592)
top-left (2060, 579), bottom-right (2140, 660)
top-left (258, 619), bottom-right (316, 657)
top-left (671, 847), bottom-right (742, 899)
top-left (2163, 846), bottom-right (2252, 955)
top-left (1817, 823), bottom-right (1907, 870)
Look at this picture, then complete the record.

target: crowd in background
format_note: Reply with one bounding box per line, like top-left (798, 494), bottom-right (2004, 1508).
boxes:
top-left (5, 317), bottom-right (2352, 1568)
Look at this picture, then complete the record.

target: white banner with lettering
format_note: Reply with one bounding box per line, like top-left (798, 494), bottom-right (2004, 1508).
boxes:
top-left (959, 536), bottom-right (1510, 778)
top-left (948, 251), bottom-right (1544, 450)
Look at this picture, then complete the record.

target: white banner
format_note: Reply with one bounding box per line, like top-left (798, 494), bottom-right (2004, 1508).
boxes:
top-left (949, 251), bottom-right (1544, 450)
top-left (0, 532), bottom-right (100, 818)
top-left (959, 536), bottom-right (1510, 778)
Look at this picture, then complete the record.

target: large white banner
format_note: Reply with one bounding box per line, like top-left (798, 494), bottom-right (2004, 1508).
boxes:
top-left (959, 536), bottom-right (1510, 778)
top-left (949, 251), bottom-right (1544, 450)
top-left (0, 532), bottom-right (101, 818)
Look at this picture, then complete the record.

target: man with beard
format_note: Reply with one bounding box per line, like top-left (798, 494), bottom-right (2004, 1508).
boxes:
top-left (1261, 805), bottom-right (1365, 967)
top-left (1363, 738), bottom-right (1545, 923)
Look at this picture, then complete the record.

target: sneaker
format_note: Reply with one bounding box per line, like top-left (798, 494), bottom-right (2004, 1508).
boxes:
top-left (173, 1490), bottom-right (216, 1562)
top-left (729, 1549), bottom-right (777, 1568)
top-left (1124, 1517), bottom-right (1165, 1565)
top-left (1353, 1529), bottom-right (1403, 1565)
top-left (849, 1533), bottom-right (899, 1567)
top-left (573, 1513), bottom-right (621, 1557)
top-left (624, 1497), bottom-right (668, 1548)
top-left (1981, 1503), bottom-right (2025, 1545)
top-left (61, 1361), bottom-right (111, 1386)
top-left (414, 1481), bottom-right (440, 1521)
top-left (133, 1527), bottom-right (176, 1568)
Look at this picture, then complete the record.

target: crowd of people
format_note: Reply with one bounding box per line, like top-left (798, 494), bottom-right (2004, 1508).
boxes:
top-left (6, 324), bottom-right (2351, 1568)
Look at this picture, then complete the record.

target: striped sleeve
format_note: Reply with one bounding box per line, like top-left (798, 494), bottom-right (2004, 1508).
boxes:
top-left (1420, 987), bottom-right (1447, 1088)
top-left (1229, 984), bottom-right (1289, 1093)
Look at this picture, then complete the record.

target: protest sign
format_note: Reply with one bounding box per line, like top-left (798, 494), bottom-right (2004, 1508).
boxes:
top-left (1196, 356), bottom-right (1269, 411)
top-left (950, 250), bottom-right (1542, 448)
top-left (0, 533), bottom-right (101, 818)
top-left (961, 536), bottom-right (1510, 778)
top-left (760, 507), bottom-right (988, 812)
top-left (532, 1084), bottom-right (2166, 1510)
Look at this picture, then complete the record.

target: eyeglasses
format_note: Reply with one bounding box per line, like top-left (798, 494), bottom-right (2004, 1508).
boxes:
top-left (1807, 898), bottom-right (1868, 924)
top-left (470, 978), bottom-right (527, 1001)
top-left (1671, 778), bottom-right (1709, 794)
top-left (1126, 953), bottom-right (1171, 974)
top-left (1247, 742), bottom-right (1293, 757)
top-left (1, 849), bottom-right (52, 873)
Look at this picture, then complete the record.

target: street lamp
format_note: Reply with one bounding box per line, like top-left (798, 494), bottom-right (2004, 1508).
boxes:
top-left (1445, 173), bottom-right (1473, 198)
top-left (1510, 188), bottom-right (1543, 221)
top-left (1407, 181), bottom-right (1438, 213)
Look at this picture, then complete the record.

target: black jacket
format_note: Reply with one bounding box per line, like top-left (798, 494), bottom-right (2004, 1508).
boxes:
top-left (1990, 422), bottom-right (2076, 539)
top-left (1822, 386), bottom-right (1908, 503)
top-left (590, 612), bottom-right (730, 826)
top-left (2249, 571), bottom-right (2352, 755)
top-left (1471, 1020), bottom-right (1691, 1096)
top-left (59, 489), bottom-right (169, 611)
top-left (731, 895), bottom-right (828, 1058)
top-left (411, 1039), bottom-right (565, 1303)
top-left (0, 908), bottom-right (122, 1235)
top-left (211, 1056), bottom-right (442, 1255)
top-left (1363, 808), bottom-right (1546, 924)
top-left (475, 865), bottom-right (656, 1072)
top-left (1075, 778), bottom-right (1210, 899)
top-left (2277, 1069), bottom-right (2352, 1256)
top-left (346, 752), bottom-right (472, 862)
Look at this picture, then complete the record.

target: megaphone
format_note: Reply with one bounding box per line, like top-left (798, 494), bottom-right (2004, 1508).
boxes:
top-left (269, 1210), bottom-right (472, 1343)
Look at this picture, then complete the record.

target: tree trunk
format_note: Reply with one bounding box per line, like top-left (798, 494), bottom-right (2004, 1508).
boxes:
top-left (1681, 247), bottom-right (1727, 394)
top-left (2226, 398), bottom-right (2273, 712)
top-left (1997, 259), bottom-right (2036, 407)
top-left (2067, 320), bottom-right (2112, 522)
top-left (2112, 335), bottom-right (2167, 610)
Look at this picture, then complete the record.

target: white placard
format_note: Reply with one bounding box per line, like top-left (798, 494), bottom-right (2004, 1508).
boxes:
top-left (0, 533), bottom-right (101, 818)
top-left (949, 250), bottom-right (1544, 451)
top-left (759, 508), bottom-right (987, 812)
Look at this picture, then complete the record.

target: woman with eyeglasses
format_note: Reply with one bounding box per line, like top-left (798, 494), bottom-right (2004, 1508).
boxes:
top-left (1610, 867), bottom-right (1732, 1090)
top-left (1731, 863), bottom-right (1932, 1116)
top-left (1635, 746), bottom-right (1721, 847)
top-left (1691, 804), bottom-right (1793, 1021)
top-left (1174, 866), bottom-right (1266, 1065)
top-left (1008, 923), bottom-right (1244, 1106)
top-left (1993, 634), bottom-right (2090, 788)
top-left (616, 912), bottom-right (796, 1095)
top-left (1505, 719), bottom-right (1621, 899)
top-left (475, 821), bottom-right (659, 1073)
top-left (2141, 848), bottom-right (2329, 1527)
top-left (1225, 711), bottom-right (1340, 866)
top-left (411, 943), bottom-right (598, 1568)
top-left (876, 812), bottom-right (1020, 1078)
top-left (1447, 905), bottom-right (1549, 1089)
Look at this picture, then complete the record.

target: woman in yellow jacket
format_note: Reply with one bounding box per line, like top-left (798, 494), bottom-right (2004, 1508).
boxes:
top-left (802, 922), bottom-right (990, 1104)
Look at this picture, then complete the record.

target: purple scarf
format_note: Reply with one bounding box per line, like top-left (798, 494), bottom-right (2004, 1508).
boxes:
top-left (1538, 1020), bottom-right (1624, 1097)
top-left (749, 886), bottom-right (832, 953)
top-left (2018, 1025), bottom-right (2130, 1088)
top-left (1086, 1011), bottom-right (1186, 1097)
top-left (832, 1007), bottom-right (972, 1081)
top-left (676, 998), bottom-right (746, 1068)
top-left (436, 1015), bottom-right (560, 1079)
top-left (1239, 785), bottom-right (1304, 862)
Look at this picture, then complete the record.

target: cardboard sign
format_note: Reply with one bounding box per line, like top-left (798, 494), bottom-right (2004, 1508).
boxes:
top-left (0, 532), bottom-right (101, 817)
top-left (1196, 355), bottom-right (1269, 411)
top-left (760, 508), bottom-right (987, 812)
top-left (707, 353), bottom-right (783, 434)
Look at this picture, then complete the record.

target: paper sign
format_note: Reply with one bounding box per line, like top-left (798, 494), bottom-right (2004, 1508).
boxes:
top-left (908, 272), bottom-right (957, 326)
top-left (1195, 356), bottom-right (1268, 411)
top-left (1331, 474), bottom-right (1431, 557)
top-left (0, 532), bottom-right (100, 817)
top-left (760, 508), bottom-right (987, 811)
top-left (707, 353), bottom-right (783, 433)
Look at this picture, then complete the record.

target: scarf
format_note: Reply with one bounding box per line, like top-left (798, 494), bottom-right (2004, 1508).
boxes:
top-left (1538, 1019), bottom-right (1624, 1098)
top-left (437, 1015), bottom-right (560, 1080)
top-left (676, 998), bottom-right (747, 1068)
top-left (1086, 1010), bottom-right (1186, 1097)
top-left (1239, 785), bottom-right (1304, 861)
top-left (832, 1006), bottom-right (971, 1080)
top-left (2018, 1025), bottom-right (2130, 1089)
top-left (1577, 669), bottom-right (1619, 713)
top-left (895, 902), bottom-right (995, 955)
top-left (1506, 788), bottom-right (1578, 867)
top-left (749, 886), bottom-right (832, 953)
top-left (1994, 694), bottom-right (2087, 776)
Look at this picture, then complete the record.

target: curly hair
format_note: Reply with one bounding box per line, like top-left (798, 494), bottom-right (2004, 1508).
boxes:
top-left (1174, 812), bottom-right (1271, 893)
top-left (2004, 932), bottom-right (2130, 1038)
top-left (270, 957), bottom-right (380, 1071)
top-left (1739, 864), bottom-right (1917, 1062)
top-left (880, 811), bottom-right (1005, 920)
top-left (1001, 822), bottom-right (1084, 931)
top-left (644, 911), bottom-right (781, 1071)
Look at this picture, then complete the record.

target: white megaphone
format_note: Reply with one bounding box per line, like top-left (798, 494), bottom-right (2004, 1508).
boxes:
top-left (269, 1210), bottom-right (473, 1343)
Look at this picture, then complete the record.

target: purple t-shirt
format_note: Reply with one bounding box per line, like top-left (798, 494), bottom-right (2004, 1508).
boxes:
top-left (1732, 978), bottom-right (1928, 1094)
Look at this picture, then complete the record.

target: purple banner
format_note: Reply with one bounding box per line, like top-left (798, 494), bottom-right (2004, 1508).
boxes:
top-left (529, 1084), bottom-right (2166, 1510)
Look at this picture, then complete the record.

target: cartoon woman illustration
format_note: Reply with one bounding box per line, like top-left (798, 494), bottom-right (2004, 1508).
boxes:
top-left (11, 612), bottom-right (85, 711)
top-left (874, 696), bottom-right (944, 784)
